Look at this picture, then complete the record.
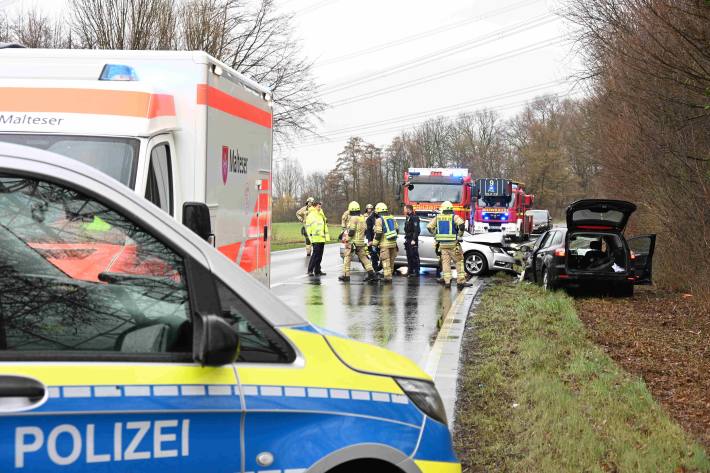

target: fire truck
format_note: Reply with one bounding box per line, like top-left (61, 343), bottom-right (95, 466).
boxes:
top-left (471, 178), bottom-right (534, 240)
top-left (401, 168), bottom-right (473, 220)
top-left (0, 48), bottom-right (273, 286)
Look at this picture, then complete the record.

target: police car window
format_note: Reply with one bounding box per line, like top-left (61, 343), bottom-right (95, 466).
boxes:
top-left (215, 279), bottom-right (295, 363)
top-left (0, 174), bottom-right (191, 358)
top-left (145, 144), bottom-right (173, 216)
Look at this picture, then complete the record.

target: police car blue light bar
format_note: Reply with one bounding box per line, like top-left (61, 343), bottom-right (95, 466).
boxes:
top-left (99, 64), bottom-right (138, 81)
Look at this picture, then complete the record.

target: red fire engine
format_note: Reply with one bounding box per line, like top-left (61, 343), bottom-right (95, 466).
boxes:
top-left (401, 168), bottom-right (472, 221)
top-left (471, 178), bottom-right (534, 240)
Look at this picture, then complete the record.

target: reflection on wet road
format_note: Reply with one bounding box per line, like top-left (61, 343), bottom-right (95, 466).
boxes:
top-left (271, 246), bottom-right (465, 368)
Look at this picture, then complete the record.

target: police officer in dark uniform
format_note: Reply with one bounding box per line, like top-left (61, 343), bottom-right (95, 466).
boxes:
top-left (404, 205), bottom-right (420, 277)
top-left (364, 203), bottom-right (382, 272)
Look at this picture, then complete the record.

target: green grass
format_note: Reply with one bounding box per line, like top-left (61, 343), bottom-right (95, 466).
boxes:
top-left (454, 283), bottom-right (709, 472)
top-left (271, 222), bottom-right (342, 252)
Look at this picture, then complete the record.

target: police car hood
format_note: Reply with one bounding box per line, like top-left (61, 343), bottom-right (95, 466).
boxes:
top-left (323, 332), bottom-right (431, 381)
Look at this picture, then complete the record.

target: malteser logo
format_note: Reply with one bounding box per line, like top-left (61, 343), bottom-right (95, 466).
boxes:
top-left (221, 146), bottom-right (248, 184)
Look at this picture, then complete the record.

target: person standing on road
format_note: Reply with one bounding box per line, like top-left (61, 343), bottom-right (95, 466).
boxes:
top-left (372, 202), bottom-right (399, 283)
top-left (305, 201), bottom-right (329, 276)
top-left (296, 197), bottom-right (315, 257)
top-left (428, 201), bottom-right (472, 289)
top-left (404, 205), bottom-right (420, 277)
top-left (364, 203), bottom-right (382, 272)
top-left (339, 201), bottom-right (377, 283)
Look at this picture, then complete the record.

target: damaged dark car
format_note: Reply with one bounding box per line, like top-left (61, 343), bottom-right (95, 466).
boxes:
top-left (522, 199), bottom-right (656, 297)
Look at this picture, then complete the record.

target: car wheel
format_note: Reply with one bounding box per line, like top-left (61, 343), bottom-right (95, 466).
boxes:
top-left (464, 251), bottom-right (488, 276)
top-left (542, 266), bottom-right (556, 291)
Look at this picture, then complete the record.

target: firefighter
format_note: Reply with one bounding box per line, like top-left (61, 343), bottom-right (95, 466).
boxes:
top-left (305, 201), bottom-right (329, 276)
top-left (339, 201), bottom-right (377, 283)
top-left (428, 201), bottom-right (473, 288)
top-left (296, 197), bottom-right (315, 256)
top-left (364, 203), bottom-right (382, 272)
top-left (372, 202), bottom-right (399, 283)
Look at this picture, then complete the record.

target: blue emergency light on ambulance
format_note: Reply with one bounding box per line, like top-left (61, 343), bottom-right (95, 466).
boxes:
top-left (99, 64), bottom-right (139, 81)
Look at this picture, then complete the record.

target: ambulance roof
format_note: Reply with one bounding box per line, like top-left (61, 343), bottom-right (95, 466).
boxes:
top-left (0, 48), bottom-right (270, 96)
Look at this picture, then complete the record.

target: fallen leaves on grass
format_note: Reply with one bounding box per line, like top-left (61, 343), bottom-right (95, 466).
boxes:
top-left (576, 289), bottom-right (710, 450)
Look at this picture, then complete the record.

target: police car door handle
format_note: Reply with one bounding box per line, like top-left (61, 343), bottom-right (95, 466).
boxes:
top-left (0, 376), bottom-right (45, 399)
top-left (0, 376), bottom-right (46, 410)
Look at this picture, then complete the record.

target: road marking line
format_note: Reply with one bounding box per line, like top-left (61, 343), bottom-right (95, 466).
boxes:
top-left (422, 290), bottom-right (466, 378)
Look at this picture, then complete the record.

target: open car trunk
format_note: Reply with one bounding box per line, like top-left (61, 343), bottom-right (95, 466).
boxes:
top-left (566, 232), bottom-right (630, 275)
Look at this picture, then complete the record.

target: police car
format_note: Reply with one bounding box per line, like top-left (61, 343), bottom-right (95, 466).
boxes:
top-left (0, 143), bottom-right (460, 473)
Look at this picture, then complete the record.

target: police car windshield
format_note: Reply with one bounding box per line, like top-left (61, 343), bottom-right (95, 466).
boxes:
top-left (408, 183), bottom-right (461, 203)
top-left (0, 134), bottom-right (139, 188)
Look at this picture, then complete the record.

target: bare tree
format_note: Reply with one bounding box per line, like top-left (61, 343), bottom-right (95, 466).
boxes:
top-left (70, 0), bottom-right (178, 49)
top-left (272, 157), bottom-right (304, 199)
top-left (8, 9), bottom-right (69, 48)
top-left (0, 12), bottom-right (11, 43)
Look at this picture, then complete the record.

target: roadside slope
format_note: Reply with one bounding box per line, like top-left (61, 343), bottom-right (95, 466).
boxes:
top-left (454, 282), bottom-right (709, 472)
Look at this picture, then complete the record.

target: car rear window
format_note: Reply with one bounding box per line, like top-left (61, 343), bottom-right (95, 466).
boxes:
top-left (571, 208), bottom-right (624, 223)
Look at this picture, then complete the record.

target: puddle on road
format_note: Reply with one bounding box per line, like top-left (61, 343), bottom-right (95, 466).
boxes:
top-left (273, 272), bottom-right (463, 366)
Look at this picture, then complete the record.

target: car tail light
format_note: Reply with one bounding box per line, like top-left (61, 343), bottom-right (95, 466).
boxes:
top-left (554, 248), bottom-right (566, 257)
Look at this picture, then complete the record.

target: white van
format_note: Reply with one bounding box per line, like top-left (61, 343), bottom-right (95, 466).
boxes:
top-left (0, 48), bottom-right (273, 285)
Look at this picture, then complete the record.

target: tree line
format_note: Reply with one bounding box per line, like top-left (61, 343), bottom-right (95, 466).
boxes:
top-left (274, 94), bottom-right (597, 223)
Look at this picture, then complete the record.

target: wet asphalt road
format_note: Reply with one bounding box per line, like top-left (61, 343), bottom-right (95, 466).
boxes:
top-left (271, 246), bottom-right (468, 368)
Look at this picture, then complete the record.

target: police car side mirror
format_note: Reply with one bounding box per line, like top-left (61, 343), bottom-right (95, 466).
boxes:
top-left (193, 313), bottom-right (239, 366)
top-left (183, 202), bottom-right (213, 242)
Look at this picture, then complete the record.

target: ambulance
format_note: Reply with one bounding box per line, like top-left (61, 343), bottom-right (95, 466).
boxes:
top-left (0, 48), bottom-right (273, 285)
top-left (0, 142), bottom-right (461, 472)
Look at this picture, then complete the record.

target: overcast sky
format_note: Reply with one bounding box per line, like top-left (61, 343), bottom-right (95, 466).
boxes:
top-left (6, 0), bottom-right (582, 174)
top-left (283, 0), bottom-right (581, 173)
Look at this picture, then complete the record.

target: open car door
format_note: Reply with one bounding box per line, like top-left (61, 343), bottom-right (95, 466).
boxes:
top-left (627, 234), bottom-right (656, 285)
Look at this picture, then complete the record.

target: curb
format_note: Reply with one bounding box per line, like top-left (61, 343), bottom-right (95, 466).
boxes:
top-left (424, 279), bottom-right (483, 428)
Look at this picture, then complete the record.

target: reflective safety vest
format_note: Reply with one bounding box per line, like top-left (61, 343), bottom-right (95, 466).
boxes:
top-left (435, 214), bottom-right (457, 242)
top-left (347, 215), bottom-right (367, 246)
top-left (381, 215), bottom-right (397, 240)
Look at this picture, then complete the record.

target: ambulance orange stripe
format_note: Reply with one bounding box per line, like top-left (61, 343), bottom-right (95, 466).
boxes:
top-left (0, 88), bottom-right (175, 118)
top-left (196, 84), bottom-right (272, 129)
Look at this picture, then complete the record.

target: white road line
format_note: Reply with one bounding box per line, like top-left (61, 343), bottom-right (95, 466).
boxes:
top-left (421, 290), bottom-right (466, 377)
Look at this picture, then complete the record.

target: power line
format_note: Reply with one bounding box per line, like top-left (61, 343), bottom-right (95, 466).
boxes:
top-left (320, 14), bottom-right (558, 95)
top-left (328, 37), bottom-right (566, 108)
top-left (301, 79), bottom-right (571, 140)
top-left (295, 90), bottom-right (576, 148)
top-left (314, 0), bottom-right (541, 68)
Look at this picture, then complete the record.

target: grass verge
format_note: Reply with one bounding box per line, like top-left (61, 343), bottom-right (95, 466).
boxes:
top-left (454, 282), bottom-right (709, 472)
top-left (271, 222), bottom-right (341, 252)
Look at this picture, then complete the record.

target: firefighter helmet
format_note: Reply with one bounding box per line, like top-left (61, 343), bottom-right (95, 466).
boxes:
top-left (440, 201), bottom-right (454, 212)
top-left (366, 203), bottom-right (374, 210)
top-left (375, 202), bottom-right (388, 213)
top-left (306, 197), bottom-right (315, 205)
top-left (348, 201), bottom-right (361, 212)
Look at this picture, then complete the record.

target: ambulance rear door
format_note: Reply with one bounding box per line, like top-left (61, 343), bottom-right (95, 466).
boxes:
top-left (202, 66), bottom-right (273, 286)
